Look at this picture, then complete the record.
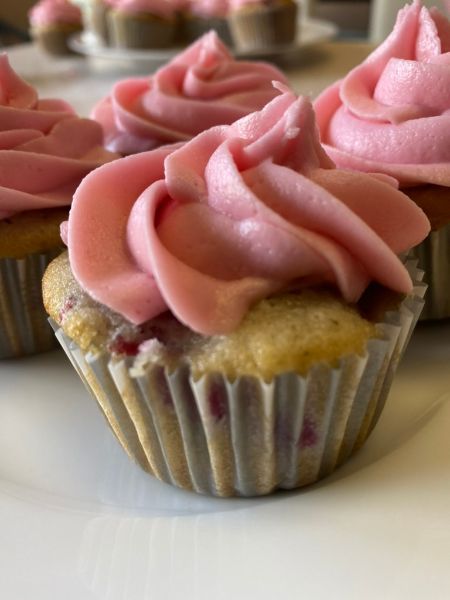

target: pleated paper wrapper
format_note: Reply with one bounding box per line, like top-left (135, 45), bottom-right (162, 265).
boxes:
top-left (0, 250), bottom-right (61, 359)
top-left (52, 261), bottom-right (426, 497)
top-left (412, 223), bottom-right (450, 319)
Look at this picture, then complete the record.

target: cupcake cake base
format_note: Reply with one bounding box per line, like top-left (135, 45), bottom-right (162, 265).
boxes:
top-left (228, 0), bottom-right (298, 51)
top-left (49, 260), bottom-right (425, 497)
top-left (31, 23), bottom-right (82, 55)
top-left (0, 208), bottom-right (68, 359)
top-left (108, 10), bottom-right (176, 49)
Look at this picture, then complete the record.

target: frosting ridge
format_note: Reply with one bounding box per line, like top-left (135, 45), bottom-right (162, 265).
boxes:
top-left (314, 0), bottom-right (450, 186)
top-left (91, 31), bottom-right (288, 154)
top-left (0, 54), bottom-right (117, 220)
top-left (68, 88), bottom-right (429, 335)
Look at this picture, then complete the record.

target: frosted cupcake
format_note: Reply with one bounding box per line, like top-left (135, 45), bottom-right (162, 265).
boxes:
top-left (314, 0), bottom-right (450, 319)
top-left (107, 0), bottom-right (178, 48)
top-left (29, 0), bottom-right (82, 55)
top-left (0, 54), bottom-right (117, 359)
top-left (91, 31), bottom-right (288, 154)
top-left (43, 87), bottom-right (429, 496)
top-left (228, 0), bottom-right (298, 51)
top-left (182, 0), bottom-right (232, 45)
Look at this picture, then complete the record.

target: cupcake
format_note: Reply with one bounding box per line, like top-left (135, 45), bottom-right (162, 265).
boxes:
top-left (314, 0), bottom-right (450, 319)
top-left (228, 0), bottom-right (298, 51)
top-left (91, 31), bottom-right (288, 154)
top-left (29, 0), bottom-right (82, 55)
top-left (107, 0), bottom-right (178, 49)
top-left (0, 54), bottom-right (117, 359)
top-left (181, 0), bottom-right (232, 45)
top-left (43, 87), bottom-right (429, 496)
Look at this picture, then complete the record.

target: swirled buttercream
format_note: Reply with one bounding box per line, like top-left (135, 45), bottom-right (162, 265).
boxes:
top-left (29, 0), bottom-right (82, 27)
top-left (0, 54), bottom-right (117, 220)
top-left (314, 0), bottom-right (450, 186)
top-left (91, 31), bottom-right (288, 154)
top-left (68, 87), bottom-right (429, 335)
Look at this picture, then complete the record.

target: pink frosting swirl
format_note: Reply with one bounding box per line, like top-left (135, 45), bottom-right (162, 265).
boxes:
top-left (91, 31), bottom-right (288, 155)
top-left (68, 87), bottom-right (429, 335)
top-left (0, 54), bottom-right (117, 220)
top-left (111, 0), bottom-right (177, 18)
top-left (314, 0), bottom-right (450, 186)
top-left (29, 0), bottom-right (81, 27)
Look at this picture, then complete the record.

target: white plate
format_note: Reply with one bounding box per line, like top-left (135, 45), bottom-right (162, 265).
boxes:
top-left (1, 322), bottom-right (450, 598)
top-left (69, 18), bottom-right (338, 71)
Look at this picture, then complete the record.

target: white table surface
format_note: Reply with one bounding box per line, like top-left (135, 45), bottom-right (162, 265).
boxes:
top-left (1, 41), bottom-right (450, 600)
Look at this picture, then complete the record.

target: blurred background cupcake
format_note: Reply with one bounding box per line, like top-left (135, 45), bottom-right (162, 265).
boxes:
top-left (0, 53), bottom-right (117, 359)
top-left (91, 31), bottom-right (287, 154)
top-left (28, 0), bottom-right (82, 55)
top-left (314, 1), bottom-right (450, 319)
top-left (181, 0), bottom-right (232, 45)
top-left (43, 90), bottom-right (429, 496)
top-left (107, 0), bottom-right (178, 49)
top-left (228, 0), bottom-right (298, 51)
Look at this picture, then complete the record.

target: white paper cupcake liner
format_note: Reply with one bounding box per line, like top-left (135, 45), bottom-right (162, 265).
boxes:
top-left (31, 24), bottom-right (82, 56)
top-left (0, 250), bottom-right (61, 359)
top-left (411, 224), bottom-right (450, 320)
top-left (51, 261), bottom-right (425, 497)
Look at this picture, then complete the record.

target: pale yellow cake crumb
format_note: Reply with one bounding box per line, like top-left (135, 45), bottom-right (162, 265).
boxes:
top-left (0, 208), bottom-right (68, 259)
top-left (188, 291), bottom-right (377, 381)
top-left (43, 254), bottom-right (379, 378)
top-left (43, 252), bottom-right (115, 353)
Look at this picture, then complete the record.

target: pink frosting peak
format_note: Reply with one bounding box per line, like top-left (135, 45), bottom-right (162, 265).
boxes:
top-left (314, 0), bottom-right (450, 186)
top-left (91, 31), bottom-right (288, 155)
top-left (68, 88), bottom-right (429, 335)
top-left (0, 54), bottom-right (117, 220)
top-left (29, 0), bottom-right (82, 27)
